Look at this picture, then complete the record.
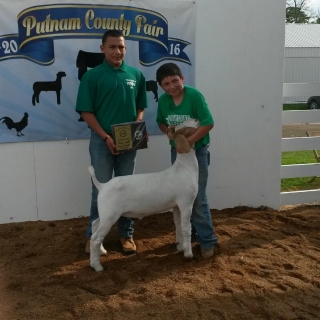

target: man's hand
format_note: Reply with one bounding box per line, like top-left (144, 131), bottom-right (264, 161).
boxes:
top-left (105, 136), bottom-right (119, 155)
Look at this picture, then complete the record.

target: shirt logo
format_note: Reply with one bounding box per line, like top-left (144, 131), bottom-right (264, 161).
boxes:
top-left (166, 115), bottom-right (191, 126)
top-left (126, 79), bottom-right (136, 89)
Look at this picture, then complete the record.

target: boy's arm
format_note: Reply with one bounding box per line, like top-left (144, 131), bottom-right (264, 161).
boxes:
top-left (159, 123), bottom-right (168, 134)
top-left (157, 96), bottom-right (175, 139)
top-left (187, 124), bottom-right (214, 146)
top-left (159, 123), bottom-right (175, 140)
top-left (136, 108), bottom-right (145, 121)
top-left (81, 112), bottom-right (118, 155)
top-left (81, 112), bottom-right (107, 139)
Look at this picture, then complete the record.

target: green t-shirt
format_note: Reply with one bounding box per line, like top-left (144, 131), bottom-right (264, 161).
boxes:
top-left (76, 59), bottom-right (148, 133)
top-left (156, 85), bottom-right (214, 149)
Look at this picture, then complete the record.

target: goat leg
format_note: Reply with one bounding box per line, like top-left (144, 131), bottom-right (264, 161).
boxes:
top-left (173, 206), bottom-right (183, 252)
top-left (180, 206), bottom-right (193, 259)
top-left (90, 214), bottom-right (118, 271)
top-left (92, 218), bottom-right (107, 256)
top-left (90, 238), bottom-right (104, 272)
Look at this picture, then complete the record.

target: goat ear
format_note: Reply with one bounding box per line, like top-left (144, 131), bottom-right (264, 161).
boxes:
top-left (175, 134), bottom-right (191, 153)
top-left (175, 127), bottom-right (197, 138)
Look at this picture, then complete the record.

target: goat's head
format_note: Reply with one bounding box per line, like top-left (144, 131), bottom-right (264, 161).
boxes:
top-left (167, 119), bottom-right (199, 153)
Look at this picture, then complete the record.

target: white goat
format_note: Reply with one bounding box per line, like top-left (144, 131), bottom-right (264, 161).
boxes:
top-left (88, 119), bottom-right (199, 272)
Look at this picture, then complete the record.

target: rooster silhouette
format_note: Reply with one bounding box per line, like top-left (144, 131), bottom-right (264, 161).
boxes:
top-left (0, 112), bottom-right (29, 136)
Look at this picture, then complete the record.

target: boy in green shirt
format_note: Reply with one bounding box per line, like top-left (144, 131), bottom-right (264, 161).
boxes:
top-left (76, 30), bottom-right (148, 254)
top-left (156, 63), bottom-right (218, 258)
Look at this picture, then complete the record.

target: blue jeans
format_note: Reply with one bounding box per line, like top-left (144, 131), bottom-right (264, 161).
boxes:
top-left (171, 145), bottom-right (218, 250)
top-left (86, 131), bottom-right (136, 239)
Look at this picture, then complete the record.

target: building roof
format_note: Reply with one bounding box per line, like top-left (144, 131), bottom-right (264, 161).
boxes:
top-left (286, 24), bottom-right (320, 47)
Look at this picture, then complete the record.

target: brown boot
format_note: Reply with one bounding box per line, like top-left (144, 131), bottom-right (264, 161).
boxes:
top-left (120, 238), bottom-right (137, 254)
top-left (201, 248), bottom-right (213, 259)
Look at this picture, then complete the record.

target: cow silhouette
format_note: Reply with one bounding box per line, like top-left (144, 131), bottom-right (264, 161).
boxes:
top-left (76, 50), bottom-right (104, 81)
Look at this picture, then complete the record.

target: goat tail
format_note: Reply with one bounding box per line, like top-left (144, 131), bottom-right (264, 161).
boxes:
top-left (88, 166), bottom-right (102, 191)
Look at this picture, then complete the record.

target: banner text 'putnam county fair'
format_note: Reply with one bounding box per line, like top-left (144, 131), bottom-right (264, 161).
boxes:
top-left (0, 4), bottom-right (191, 66)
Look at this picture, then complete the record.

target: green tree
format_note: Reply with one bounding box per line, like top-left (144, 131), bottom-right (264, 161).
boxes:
top-left (286, 6), bottom-right (310, 23)
top-left (286, 0), bottom-right (311, 23)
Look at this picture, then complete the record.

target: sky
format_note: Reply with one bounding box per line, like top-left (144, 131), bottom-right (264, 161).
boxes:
top-left (312, 0), bottom-right (320, 13)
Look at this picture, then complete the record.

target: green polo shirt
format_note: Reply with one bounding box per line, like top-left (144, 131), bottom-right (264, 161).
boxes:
top-left (76, 59), bottom-right (148, 133)
top-left (156, 85), bottom-right (213, 149)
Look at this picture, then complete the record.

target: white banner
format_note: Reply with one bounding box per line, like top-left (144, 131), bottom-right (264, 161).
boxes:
top-left (0, 0), bottom-right (195, 143)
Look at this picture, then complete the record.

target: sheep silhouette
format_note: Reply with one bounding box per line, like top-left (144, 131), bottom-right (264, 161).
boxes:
top-left (75, 50), bottom-right (159, 122)
top-left (32, 71), bottom-right (67, 106)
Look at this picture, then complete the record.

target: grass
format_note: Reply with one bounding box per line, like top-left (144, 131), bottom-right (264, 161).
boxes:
top-left (281, 150), bottom-right (320, 192)
top-left (281, 103), bottom-right (320, 192)
top-left (283, 103), bottom-right (309, 111)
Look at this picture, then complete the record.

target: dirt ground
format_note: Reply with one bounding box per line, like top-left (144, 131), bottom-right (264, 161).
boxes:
top-left (0, 125), bottom-right (319, 320)
top-left (0, 206), bottom-right (319, 320)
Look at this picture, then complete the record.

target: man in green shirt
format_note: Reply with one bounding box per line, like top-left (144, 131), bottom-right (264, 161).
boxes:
top-left (76, 30), bottom-right (148, 254)
top-left (156, 63), bottom-right (218, 259)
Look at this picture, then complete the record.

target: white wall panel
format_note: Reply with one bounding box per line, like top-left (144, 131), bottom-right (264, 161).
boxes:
top-left (284, 57), bottom-right (320, 83)
top-left (33, 139), bottom-right (91, 221)
top-left (285, 47), bottom-right (320, 58)
top-left (196, 0), bottom-right (285, 209)
top-left (0, 142), bottom-right (37, 223)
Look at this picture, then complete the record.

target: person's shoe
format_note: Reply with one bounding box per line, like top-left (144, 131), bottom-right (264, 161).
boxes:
top-left (120, 238), bottom-right (137, 254)
top-left (201, 248), bottom-right (214, 259)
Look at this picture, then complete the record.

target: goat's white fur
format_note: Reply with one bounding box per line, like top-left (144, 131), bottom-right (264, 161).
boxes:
top-left (89, 119), bottom-right (199, 272)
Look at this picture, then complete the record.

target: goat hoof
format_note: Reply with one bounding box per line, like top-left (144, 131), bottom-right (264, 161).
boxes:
top-left (184, 253), bottom-right (193, 260)
top-left (176, 242), bottom-right (183, 252)
top-left (91, 264), bottom-right (104, 272)
top-left (100, 246), bottom-right (107, 256)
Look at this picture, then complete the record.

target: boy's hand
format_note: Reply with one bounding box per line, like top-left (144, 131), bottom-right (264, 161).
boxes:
top-left (166, 125), bottom-right (175, 140)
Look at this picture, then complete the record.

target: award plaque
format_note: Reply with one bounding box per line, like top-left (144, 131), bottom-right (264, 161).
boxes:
top-left (111, 121), bottom-right (148, 152)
